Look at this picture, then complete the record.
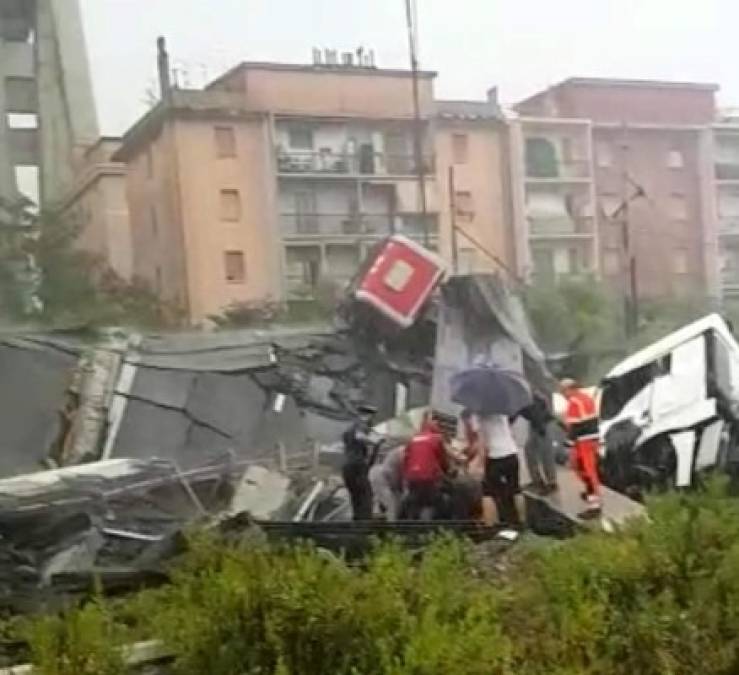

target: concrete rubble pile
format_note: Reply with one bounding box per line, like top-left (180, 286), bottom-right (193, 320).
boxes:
top-left (0, 271), bottom-right (576, 621)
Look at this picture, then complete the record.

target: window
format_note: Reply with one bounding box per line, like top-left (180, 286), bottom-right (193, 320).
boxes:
top-left (214, 126), bottom-right (237, 158)
top-left (525, 137), bottom-right (558, 177)
top-left (145, 149), bottom-right (153, 178)
top-left (224, 251), bottom-right (246, 283)
top-left (600, 193), bottom-right (621, 219)
top-left (220, 189), bottom-right (242, 221)
top-left (596, 142), bottom-right (613, 168)
top-left (155, 266), bottom-right (162, 293)
top-left (286, 246), bottom-right (321, 293)
top-left (455, 191), bottom-right (474, 220)
top-left (5, 77), bottom-right (37, 113)
top-left (459, 248), bottom-right (477, 274)
top-left (670, 194), bottom-right (688, 220)
top-left (150, 206), bottom-right (158, 237)
top-left (7, 113), bottom-right (37, 129)
top-left (673, 249), bottom-right (689, 275)
top-left (294, 190), bottom-right (318, 234)
top-left (567, 248), bottom-right (580, 274)
top-left (603, 249), bottom-right (621, 275)
top-left (452, 133), bottom-right (469, 164)
top-left (667, 149), bottom-right (684, 169)
top-left (288, 126), bottom-right (314, 150)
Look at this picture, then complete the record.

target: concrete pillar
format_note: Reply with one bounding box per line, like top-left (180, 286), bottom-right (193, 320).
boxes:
top-left (0, 0), bottom-right (98, 206)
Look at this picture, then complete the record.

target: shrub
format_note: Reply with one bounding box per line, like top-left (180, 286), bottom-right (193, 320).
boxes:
top-left (26, 601), bottom-right (125, 675)
top-left (22, 485), bottom-right (739, 674)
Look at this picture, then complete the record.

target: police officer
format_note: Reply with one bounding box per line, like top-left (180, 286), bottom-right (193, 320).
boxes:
top-left (342, 404), bottom-right (380, 520)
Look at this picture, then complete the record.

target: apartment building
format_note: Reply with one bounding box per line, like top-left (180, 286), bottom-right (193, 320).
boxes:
top-left (114, 57), bottom-right (514, 323)
top-left (62, 137), bottom-right (132, 280)
top-left (512, 78), bottom-right (720, 301)
top-left (713, 118), bottom-right (739, 299)
top-left (435, 94), bottom-right (515, 276)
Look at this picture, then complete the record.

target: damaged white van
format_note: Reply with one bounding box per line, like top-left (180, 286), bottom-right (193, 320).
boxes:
top-left (599, 314), bottom-right (739, 497)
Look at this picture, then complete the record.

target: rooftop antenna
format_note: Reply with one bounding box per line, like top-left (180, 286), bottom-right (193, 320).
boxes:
top-left (156, 36), bottom-right (172, 102)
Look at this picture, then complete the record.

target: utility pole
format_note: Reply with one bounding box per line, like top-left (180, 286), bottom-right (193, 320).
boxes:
top-left (449, 166), bottom-right (459, 273)
top-left (617, 123), bottom-right (645, 338)
top-left (404, 0), bottom-right (429, 247)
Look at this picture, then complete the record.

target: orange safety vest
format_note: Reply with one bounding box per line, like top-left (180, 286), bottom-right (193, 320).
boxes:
top-left (564, 389), bottom-right (599, 447)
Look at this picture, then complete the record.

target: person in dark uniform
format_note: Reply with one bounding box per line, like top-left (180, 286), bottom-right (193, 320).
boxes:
top-left (514, 391), bottom-right (559, 495)
top-left (342, 404), bottom-right (380, 520)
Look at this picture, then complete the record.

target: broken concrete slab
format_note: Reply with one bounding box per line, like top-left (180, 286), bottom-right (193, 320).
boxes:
top-left (227, 465), bottom-right (292, 519)
top-left (0, 338), bottom-right (78, 476)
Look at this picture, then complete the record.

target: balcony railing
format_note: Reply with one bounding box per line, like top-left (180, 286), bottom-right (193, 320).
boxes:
top-left (276, 149), bottom-right (435, 177)
top-left (525, 159), bottom-right (591, 180)
top-left (280, 213), bottom-right (392, 237)
top-left (716, 163), bottom-right (739, 180)
top-left (280, 212), bottom-right (439, 238)
top-left (528, 216), bottom-right (594, 237)
top-left (722, 267), bottom-right (739, 289)
top-left (719, 217), bottom-right (739, 235)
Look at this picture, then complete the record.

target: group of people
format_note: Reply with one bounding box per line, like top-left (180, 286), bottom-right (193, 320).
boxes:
top-left (341, 378), bottom-right (603, 524)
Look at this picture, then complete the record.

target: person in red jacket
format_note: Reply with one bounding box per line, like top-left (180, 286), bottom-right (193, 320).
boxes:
top-left (402, 415), bottom-right (449, 520)
top-left (560, 378), bottom-right (602, 517)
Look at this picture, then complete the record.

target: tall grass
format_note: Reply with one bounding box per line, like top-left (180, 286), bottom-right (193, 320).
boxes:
top-left (23, 484), bottom-right (739, 674)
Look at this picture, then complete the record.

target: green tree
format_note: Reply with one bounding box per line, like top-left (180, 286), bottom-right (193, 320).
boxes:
top-left (0, 197), bottom-right (171, 328)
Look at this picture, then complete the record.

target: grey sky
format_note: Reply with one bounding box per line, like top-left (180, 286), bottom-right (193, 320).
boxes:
top-left (80, 0), bottom-right (733, 136)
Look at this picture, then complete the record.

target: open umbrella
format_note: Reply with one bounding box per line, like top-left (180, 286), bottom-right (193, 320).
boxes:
top-left (450, 365), bottom-right (532, 416)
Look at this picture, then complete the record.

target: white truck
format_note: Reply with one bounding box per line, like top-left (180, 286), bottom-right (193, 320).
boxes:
top-left (599, 314), bottom-right (739, 496)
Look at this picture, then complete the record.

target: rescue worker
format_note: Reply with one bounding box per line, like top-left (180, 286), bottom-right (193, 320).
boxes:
top-left (560, 378), bottom-right (602, 517)
top-left (402, 415), bottom-right (448, 520)
top-left (455, 408), bottom-right (486, 521)
top-left (342, 404), bottom-right (380, 520)
top-left (369, 444), bottom-right (404, 521)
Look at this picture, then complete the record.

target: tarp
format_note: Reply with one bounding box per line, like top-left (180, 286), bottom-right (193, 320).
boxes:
top-left (431, 275), bottom-right (550, 415)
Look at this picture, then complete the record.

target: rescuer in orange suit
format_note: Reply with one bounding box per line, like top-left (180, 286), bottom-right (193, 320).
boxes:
top-left (559, 378), bottom-right (602, 517)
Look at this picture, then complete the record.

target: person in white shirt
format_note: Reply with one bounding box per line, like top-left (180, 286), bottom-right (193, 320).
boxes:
top-left (473, 413), bottom-right (521, 526)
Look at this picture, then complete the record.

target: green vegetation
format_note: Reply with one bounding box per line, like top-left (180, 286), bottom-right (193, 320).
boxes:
top-left (0, 198), bottom-right (172, 328)
top-left (20, 485), bottom-right (739, 674)
top-left (524, 278), bottom-right (721, 381)
top-left (209, 280), bottom-right (342, 328)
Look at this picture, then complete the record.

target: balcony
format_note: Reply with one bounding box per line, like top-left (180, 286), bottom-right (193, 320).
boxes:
top-left (528, 216), bottom-right (595, 239)
top-left (280, 212), bottom-right (439, 239)
top-left (276, 149), bottom-right (435, 178)
top-left (525, 159), bottom-right (591, 181)
top-left (719, 217), bottom-right (739, 236)
top-left (716, 163), bottom-right (739, 181)
top-left (722, 267), bottom-right (739, 296)
top-left (281, 213), bottom-right (392, 237)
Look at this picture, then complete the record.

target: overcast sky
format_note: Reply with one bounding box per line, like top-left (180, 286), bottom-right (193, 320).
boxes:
top-left (80, 0), bottom-right (735, 136)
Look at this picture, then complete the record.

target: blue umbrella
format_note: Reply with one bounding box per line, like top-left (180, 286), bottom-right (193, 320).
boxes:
top-left (450, 365), bottom-right (532, 416)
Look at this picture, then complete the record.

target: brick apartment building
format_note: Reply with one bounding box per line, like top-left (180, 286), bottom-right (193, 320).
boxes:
top-left (75, 63), bottom-right (739, 323)
top-left (112, 55), bottom-right (515, 323)
top-left (511, 78), bottom-right (720, 302)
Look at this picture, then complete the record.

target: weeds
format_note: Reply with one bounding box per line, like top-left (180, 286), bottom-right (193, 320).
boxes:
top-left (22, 487), bottom-right (739, 674)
